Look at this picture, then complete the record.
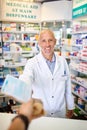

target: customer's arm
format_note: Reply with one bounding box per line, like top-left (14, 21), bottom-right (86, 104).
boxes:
top-left (8, 115), bottom-right (29, 130)
top-left (8, 98), bottom-right (45, 130)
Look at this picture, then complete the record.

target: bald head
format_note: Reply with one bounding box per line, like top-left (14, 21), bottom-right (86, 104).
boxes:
top-left (38, 29), bottom-right (56, 41)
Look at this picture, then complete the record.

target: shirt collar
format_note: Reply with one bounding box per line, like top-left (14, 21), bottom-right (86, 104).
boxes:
top-left (48, 54), bottom-right (56, 63)
top-left (41, 53), bottom-right (56, 63)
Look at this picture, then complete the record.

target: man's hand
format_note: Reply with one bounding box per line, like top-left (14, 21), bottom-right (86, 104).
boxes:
top-left (66, 110), bottom-right (74, 118)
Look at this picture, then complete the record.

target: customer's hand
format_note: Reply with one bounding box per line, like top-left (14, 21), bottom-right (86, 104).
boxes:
top-left (18, 98), bottom-right (45, 121)
top-left (66, 110), bottom-right (74, 118)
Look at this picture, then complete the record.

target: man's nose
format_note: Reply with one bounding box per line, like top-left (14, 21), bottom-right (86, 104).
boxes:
top-left (46, 41), bottom-right (50, 46)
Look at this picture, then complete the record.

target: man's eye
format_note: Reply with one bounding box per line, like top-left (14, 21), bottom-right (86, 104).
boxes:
top-left (41, 40), bottom-right (46, 43)
top-left (49, 39), bottom-right (53, 42)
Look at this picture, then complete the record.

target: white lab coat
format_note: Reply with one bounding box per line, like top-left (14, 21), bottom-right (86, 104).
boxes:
top-left (19, 52), bottom-right (74, 118)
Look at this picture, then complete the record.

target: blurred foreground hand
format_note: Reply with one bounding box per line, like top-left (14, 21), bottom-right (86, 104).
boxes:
top-left (19, 98), bottom-right (46, 121)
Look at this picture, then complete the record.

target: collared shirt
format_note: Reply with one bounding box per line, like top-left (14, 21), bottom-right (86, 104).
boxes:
top-left (46, 54), bottom-right (56, 74)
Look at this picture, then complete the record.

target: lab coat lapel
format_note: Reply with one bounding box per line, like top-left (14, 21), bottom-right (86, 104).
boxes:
top-left (53, 54), bottom-right (61, 75)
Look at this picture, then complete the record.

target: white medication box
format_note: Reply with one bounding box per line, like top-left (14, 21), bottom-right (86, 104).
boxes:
top-left (1, 74), bottom-right (32, 103)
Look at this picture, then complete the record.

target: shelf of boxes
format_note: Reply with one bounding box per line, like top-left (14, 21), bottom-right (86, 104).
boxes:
top-left (75, 103), bottom-right (87, 115)
top-left (70, 21), bottom-right (87, 116)
top-left (0, 21), bottom-right (40, 94)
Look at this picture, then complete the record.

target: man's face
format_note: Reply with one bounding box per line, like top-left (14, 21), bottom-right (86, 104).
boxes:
top-left (38, 31), bottom-right (56, 59)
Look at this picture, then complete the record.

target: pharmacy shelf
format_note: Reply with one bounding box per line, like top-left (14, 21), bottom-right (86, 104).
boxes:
top-left (70, 65), bottom-right (87, 75)
top-left (71, 44), bottom-right (83, 47)
top-left (70, 56), bottom-right (87, 61)
top-left (2, 30), bottom-right (39, 34)
top-left (75, 103), bottom-right (87, 115)
top-left (3, 40), bottom-right (38, 43)
top-left (3, 51), bottom-right (22, 54)
top-left (3, 50), bottom-right (35, 54)
top-left (4, 62), bottom-right (26, 68)
top-left (72, 31), bottom-right (87, 34)
top-left (72, 91), bottom-right (87, 103)
top-left (71, 79), bottom-right (87, 89)
top-left (71, 18), bottom-right (87, 117)
top-left (0, 21), bottom-right (40, 111)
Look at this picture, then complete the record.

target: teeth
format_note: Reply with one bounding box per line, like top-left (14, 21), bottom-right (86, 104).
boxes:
top-left (46, 48), bottom-right (50, 50)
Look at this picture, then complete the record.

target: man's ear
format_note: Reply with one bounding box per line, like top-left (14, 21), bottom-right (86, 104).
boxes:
top-left (55, 39), bottom-right (57, 45)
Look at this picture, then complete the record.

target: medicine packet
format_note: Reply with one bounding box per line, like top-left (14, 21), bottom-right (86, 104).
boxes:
top-left (1, 74), bottom-right (32, 103)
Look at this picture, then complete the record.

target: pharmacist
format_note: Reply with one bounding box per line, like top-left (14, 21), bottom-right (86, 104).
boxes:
top-left (19, 29), bottom-right (75, 118)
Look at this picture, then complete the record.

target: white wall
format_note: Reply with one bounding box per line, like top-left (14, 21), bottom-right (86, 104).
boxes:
top-left (41, 1), bottom-right (72, 21)
top-left (73, 0), bottom-right (87, 8)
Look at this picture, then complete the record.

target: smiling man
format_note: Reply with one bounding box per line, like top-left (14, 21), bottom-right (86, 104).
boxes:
top-left (19, 29), bottom-right (75, 118)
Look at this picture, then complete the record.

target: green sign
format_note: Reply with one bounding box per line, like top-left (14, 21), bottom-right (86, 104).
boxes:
top-left (72, 3), bottom-right (87, 18)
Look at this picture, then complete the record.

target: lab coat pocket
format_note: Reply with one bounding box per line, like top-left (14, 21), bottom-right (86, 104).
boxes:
top-left (60, 75), bottom-right (68, 81)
